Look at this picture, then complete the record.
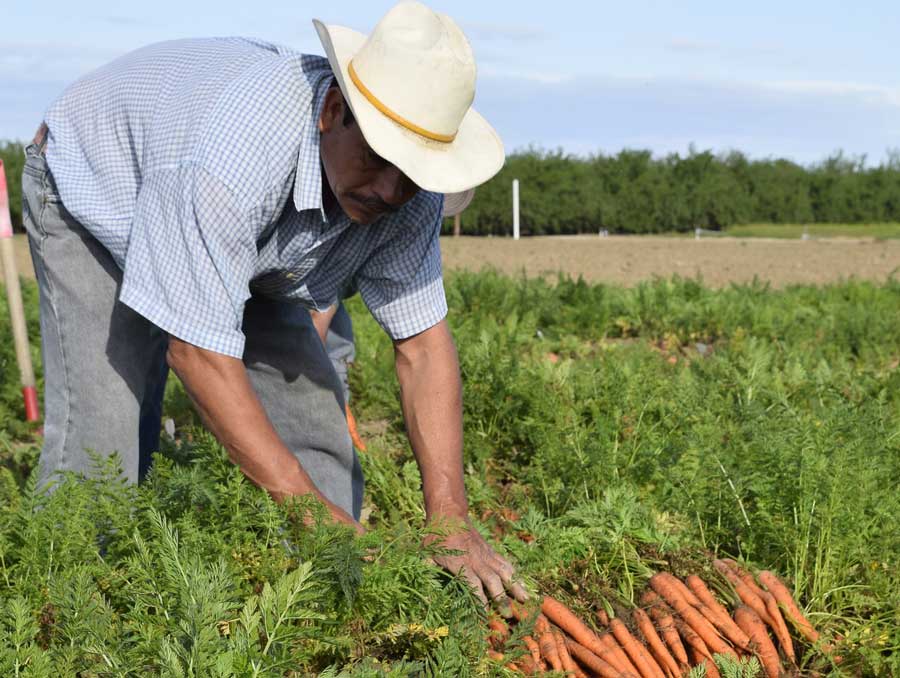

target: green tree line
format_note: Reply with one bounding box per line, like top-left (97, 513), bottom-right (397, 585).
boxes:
top-left (4, 140), bottom-right (900, 235)
top-left (445, 147), bottom-right (900, 235)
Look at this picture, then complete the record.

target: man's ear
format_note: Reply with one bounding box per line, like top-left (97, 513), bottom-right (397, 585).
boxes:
top-left (318, 88), bottom-right (344, 133)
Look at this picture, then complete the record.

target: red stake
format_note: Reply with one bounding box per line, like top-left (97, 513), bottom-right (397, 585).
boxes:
top-left (1, 159), bottom-right (40, 422)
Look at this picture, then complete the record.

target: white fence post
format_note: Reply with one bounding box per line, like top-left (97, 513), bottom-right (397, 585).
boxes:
top-left (512, 179), bottom-right (520, 240)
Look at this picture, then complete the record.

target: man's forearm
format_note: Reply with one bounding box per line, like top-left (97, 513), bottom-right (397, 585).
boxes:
top-left (166, 337), bottom-right (325, 503)
top-left (394, 321), bottom-right (469, 521)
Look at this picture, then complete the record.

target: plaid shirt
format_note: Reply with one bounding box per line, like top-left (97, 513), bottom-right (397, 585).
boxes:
top-left (43, 37), bottom-right (447, 358)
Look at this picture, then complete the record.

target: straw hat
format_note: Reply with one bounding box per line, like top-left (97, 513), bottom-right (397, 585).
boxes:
top-left (313, 1), bottom-right (504, 194)
top-left (442, 188), bottom-right (474, 218)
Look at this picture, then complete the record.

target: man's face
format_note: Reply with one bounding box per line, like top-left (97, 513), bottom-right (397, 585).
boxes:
top-left (318, 87), bottom-right (420, 225)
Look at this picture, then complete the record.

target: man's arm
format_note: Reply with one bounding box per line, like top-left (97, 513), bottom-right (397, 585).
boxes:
top-left (166, 336), bottom-right (362, 532)
top-left (393, 319), bottom-right (527, 606)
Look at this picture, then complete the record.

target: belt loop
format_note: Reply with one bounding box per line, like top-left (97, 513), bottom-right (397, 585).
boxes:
top-left (32, 122), bottom-right (49, 155)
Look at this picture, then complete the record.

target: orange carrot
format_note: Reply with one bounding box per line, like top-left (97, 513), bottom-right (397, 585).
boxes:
top-left (567, 638), bottom-right (635, 678)
top-left (644, 592), bottom-right (690, 667)
top-left (555, 629), bottom-right (582, 677)
top-left (345, 405), bottom-right (367, 451)
top-left (605, 630), bottom-right (644, 676)
top-left (633, 608), bottom-right (682, 678)
top-left (596, 607), bottom-right (610, 627)
top-left (541, 596), bottom-right (634, 673)
top-left (522, 635), bottom-right (546, 672)
top-left (610, 617), bottom-right (667, 678)
top-left (757, 570), bottom-right (820, 644)
top-left (689, 645), bottom-right (721, 678)
top-left (488, 615), bottom-right (509, 650)
top-left (722, 561), bottom-right (794, 661)
top-left (655, 572), bottom-right (702, 607)
top-left (763, 592), bottom-right (796, 662)
top-left (713, 559), bottom-right (775, 626)
top-left (674, 618), bottom-right (713, 661)
top-left (487, 649), bottom-right (505, 661)
top-left (734, 605), bottom-right (782, 678)
top-left (539, 626), bottom-right (563, 671)
top-left (649, 575), bottom-right (736, 658)
top-left (685, 575), bottom-right (753, 651)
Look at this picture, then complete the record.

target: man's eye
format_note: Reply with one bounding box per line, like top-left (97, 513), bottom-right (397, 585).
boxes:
top-left (367, 149), bottom-right (387, 166)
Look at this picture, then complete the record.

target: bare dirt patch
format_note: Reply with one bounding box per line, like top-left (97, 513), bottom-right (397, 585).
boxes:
top-left (440, 235), bottom-right (900, 287)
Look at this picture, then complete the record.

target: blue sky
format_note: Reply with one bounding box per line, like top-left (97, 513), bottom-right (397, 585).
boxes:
top-left (3, 0), bottom-right (899, 165)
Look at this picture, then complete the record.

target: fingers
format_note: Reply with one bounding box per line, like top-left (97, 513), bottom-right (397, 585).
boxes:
top-left (478, 565), bottom-right (509, 608)
top-left (489, 552), bottom-right (529, 603)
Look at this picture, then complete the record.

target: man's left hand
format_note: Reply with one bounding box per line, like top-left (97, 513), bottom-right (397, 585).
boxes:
top-left (426, 517), bottom-right (529, 611)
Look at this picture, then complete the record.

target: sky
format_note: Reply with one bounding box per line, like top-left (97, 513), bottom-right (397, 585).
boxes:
top-left (2, 0), bottom-right (899, 165)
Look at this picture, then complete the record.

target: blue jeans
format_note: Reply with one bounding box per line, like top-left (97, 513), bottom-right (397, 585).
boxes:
top-left (21, 143), bottom-right (363, 518)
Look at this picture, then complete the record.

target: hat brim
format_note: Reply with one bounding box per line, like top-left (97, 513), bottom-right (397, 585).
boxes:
top-left (313, 20), bottom-right (505, 194)
top-left (442, 188), bottom-right (475, 217)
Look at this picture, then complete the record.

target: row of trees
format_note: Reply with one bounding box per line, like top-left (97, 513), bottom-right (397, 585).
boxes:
top-left (4, 140), bottom-right (900, 235)
top-left (446, 147), bottom-right (900, 235)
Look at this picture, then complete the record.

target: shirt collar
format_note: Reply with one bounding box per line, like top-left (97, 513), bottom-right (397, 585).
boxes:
top-left (292, 69), bottom-right (333, 220)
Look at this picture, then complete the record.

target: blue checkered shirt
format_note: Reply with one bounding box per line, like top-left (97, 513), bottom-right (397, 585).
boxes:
top-left (43, 37), bottom-right (447, 358)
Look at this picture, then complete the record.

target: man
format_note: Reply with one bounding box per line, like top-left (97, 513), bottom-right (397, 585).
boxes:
top-left (22, 1), bottom-right (524, 605)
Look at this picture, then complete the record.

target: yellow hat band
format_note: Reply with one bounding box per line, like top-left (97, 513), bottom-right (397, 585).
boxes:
top-left (348, 60), bottom-right (457, 144)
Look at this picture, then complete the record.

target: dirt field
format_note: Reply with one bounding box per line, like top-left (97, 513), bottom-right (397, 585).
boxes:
top-left (6, 233), bottom-right (900, 288)
top-left (440, 235), bottom-right (900, 287)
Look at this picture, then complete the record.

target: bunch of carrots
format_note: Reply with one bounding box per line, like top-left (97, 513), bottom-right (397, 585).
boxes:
top-left (486, 558), bottom-right (835, 677)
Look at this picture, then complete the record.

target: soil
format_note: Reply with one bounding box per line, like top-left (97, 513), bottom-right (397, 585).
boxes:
top-left (440, 235), bottom-right (900, 288)
top-left (7, 233), bottom-right (900, 288)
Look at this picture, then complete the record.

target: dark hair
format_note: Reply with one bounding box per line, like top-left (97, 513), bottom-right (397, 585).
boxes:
top-left (329, 78), bottom-right (356, 127)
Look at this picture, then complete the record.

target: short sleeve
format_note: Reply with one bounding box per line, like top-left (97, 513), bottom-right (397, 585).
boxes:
top-left (119, 166), bottom-right (257, 357)
top-left (355, 193), bottom-right (448, 340)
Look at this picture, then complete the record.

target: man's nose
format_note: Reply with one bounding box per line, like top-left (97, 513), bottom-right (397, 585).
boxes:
top-left (373, 165), bottom-right (411, 207)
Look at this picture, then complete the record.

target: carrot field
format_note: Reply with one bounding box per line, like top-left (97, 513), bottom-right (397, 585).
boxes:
top-left (1, 272), bottom-right (898, 676)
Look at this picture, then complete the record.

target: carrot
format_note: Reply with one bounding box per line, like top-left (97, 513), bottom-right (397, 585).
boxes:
top-left (345, 405), bottom-right (367, 451)
top-left (539, 626), bottom-right (563, 671)
top-left (757, 570), bottom-right (820, 644)
top-left (689, 645), bottom-right (721, 678)
top-left (633, 608), bottom-right (682, 678)
top-left (713, 559), bottom-right (775, 626)
top-left (734, 605), bottom-right (782, 678)
top-left (610, 617), bottom-right (666, 678)
top-left (487, 649), bottom-right (505, 662)
top-left (685, 575), bottom-right (753, 652)
top-left (488, 615), bottom-right (509, 650)
top-left (596, 607), bottom-right (610, 627)
top-left (555, 629), bottom-right (583, 677)
top-left (541, 595), bottom-right (634, 674)
top-left (722, 561), bottom-right (794, 661)
top-left (604, 630), bottom-right (644, 676)
top-left (649, 575), bottom-right (736, 659)
top-left (654, 572), bottom-right (702, 607)
top-left (567, 638), bottom-right (635, 678)
top-left (674, 618), bottom-right (712, 661)
top-left (722, 559), bottom-right (767, 596)
top-left (644, 592), bottom-right (690, 667)
top-left (763, 592), bottom-right (796, 662)
top-left (522, 635), bottom-right (546, 672)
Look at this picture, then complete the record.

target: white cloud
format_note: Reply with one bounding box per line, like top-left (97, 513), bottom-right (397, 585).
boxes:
top-left (462, 22), bottom-right (549, 42)
top-left (763, 79), bottom-right (900, 108)
top-left (0, 42), bottom-right (126, 82)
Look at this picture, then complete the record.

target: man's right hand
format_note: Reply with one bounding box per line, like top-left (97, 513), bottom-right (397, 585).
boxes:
top-left (166, 336), bottom-right (363, 534)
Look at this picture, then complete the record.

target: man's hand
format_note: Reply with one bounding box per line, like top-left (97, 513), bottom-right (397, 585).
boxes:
top-left (426, 516), bottom-right (528, 610)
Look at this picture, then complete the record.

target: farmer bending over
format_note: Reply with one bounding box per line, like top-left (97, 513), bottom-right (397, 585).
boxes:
top-left (22, 1), bottom-right (525, 606)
